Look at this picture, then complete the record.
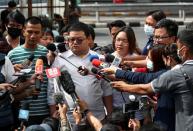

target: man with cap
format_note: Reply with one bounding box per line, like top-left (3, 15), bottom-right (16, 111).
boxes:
top-left (110, 29), bottom-right (193, 131)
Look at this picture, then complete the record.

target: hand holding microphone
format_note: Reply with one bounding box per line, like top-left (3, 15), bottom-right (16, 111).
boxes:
top-left (33, 58), bottom-right (44, 99)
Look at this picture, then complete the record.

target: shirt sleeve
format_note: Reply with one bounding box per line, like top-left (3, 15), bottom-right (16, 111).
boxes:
top-left (115, 69), bottom-right (167, 84)
top-left (151, 70), bottom-right (176, 93)
top-left (101, 79), bottom-right (112, 96)
top-left (1, 56), bottom-right (17, 83)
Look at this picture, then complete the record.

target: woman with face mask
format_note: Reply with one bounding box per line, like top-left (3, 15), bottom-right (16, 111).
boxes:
top-left (102, 43), bottom-right (182, 131)
top-left (0, 10), bottom-right (25, 54)
top-left (143, 10), bottom-right (166, 55)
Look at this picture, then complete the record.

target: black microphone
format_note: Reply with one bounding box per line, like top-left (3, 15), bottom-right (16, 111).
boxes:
top-left (105, 54), bottom-right (115, 63)
top-left (21, 54), bottom-right (35, 69)
top-left (18, 101), bottom-right (30, 131)
top-left (46, 43), bottom-right (57, 52)
top-left (57, 43), bottom-right (67, 53)
top-left (55, 35), bottom-right (65, 43)
top-left (59, 70), bottom-right (79, 107)
top-left (91, 67), bottom-right (111, 82)
top-left (59, 54), bottom-right (89, 76)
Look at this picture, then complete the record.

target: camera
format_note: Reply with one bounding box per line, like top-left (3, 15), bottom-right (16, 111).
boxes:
top-left (123, 101), bottom-right (139, 114)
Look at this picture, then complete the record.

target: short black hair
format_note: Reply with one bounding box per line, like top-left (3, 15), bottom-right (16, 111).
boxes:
top-left (155, 19), bottom-right (178, 37)
top-left (42, 28), bottom-right (54, 38)
top-left (8, 0), bottom-right (17, 8)
top-left (88, 25), bottom-right (95, 40)
top-left (163, 43), bottom-right (182, 64)
top-left (100, 123), bottom-right (120, 131)
top-left (5, 10), bottom-right (25, 25)
top-left (25, 16), bottom-right (43, 27)
top-left (146, 10), bottom-right (166, 22)
top-left (177, 29), bottom-right (193, 52)
top-left (107, 20), bottom-right (126, 31)
top-left (68, 22), bottom-right (90, 38)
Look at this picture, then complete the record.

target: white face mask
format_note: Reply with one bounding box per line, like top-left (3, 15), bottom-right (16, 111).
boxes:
top-left (147, 59), bottom-right (154, 71)
top-left (144, 24), bottom-right (154, 36)
top-left (177, 46), bottom-right (185, 62)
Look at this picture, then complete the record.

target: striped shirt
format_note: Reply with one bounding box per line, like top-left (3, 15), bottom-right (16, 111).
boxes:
top-left (8, 44), bottom-right (49, 116)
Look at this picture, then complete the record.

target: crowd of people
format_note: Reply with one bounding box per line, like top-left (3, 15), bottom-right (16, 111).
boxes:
top-left (0, 0), bottom-right (193, 131)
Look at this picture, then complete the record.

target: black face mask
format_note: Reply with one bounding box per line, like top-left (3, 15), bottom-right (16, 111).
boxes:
top-left (7, 27), bottom-right (22, 39)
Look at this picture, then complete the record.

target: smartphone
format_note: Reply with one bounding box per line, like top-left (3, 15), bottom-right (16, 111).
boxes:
top-left (18, 109), bottom-right (29, 121)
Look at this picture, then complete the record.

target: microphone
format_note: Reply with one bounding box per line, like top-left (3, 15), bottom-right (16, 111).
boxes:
top-left (92, 59), bottom-right (109, 69)
top-left (105, 54), bottom-right (115, 63)
top-left (18, 101), bottom-right (30, 131)
top-left (59, 70), bottom-right (79, 107)
top-left (91, 67), bottom-right (111, 82)
top-left (89, 54), bottom-right (99, 62)
top-left (59, 54), bottom-right (89, 76)
top-left (21, 54), bottom-right (35, 69)
top-left (55, 35), bottom-right (65, 43)
top-left (57, 43), bottom-right (67, 53)
top-left (34, 58), bottom-right (44, 99)
top-left (53, 92), bottom-right (64, 105)
top-left (110, 56), bottom-right (122, 68)
top-left (46, 43), bottom-right (57, 52)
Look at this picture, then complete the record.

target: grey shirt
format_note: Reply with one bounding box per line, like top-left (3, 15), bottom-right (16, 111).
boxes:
top-left (151, 60), bottom-right (193, 131)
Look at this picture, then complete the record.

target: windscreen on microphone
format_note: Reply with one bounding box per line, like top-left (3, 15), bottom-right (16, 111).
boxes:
top-left (89, 54), bottom-right (99, 62)
top-left (91, 67), bottom-right (98, 74)
top-left (59, 70), bottom-right (76, 94)
top-left (92, 59), bottom-right (101, 68)
top-left (105, 54), bottom-right (115, 63)
top-left (91, 67), bottom-right (111, 82)
top-left (53, 92), bottom-right (64, 104)
top-left (46, 43), bottom-right (56, 52)
top-left (57, 43), bottom-right (67, 53)
top-left (55, 35), bottom-right (64, 43)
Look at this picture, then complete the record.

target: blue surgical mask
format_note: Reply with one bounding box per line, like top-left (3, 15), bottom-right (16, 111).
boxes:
top-left (147, 59), bottom-right (154, 71)
top-left (144, 24), bottom-right (154, 36)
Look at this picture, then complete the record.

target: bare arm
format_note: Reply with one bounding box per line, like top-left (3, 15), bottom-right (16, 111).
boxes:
top-left (111, 81), bottom-right (154, 95)
top-left (86, 112), bottom-right (103, 131)
top-left (103, 95), bottom-right (113, 116)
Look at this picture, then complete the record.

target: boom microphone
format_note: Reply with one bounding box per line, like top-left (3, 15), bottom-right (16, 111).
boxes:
top-left (91, 67), bottom-right (111, 82)
top-left (59, 70), bottom-right (79, 107)
top-left (59, 54), bottom-right (89, 76)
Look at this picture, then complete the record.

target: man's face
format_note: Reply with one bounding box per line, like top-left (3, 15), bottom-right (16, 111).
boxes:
top-left (153, 27), bottom-right (175, 45)
top-left (68, 31), bottom-right (89, 56)
top-left (176, 39), bottom-right (187, 62)
top-left (110, 26), bottom-right (121, 39)
top-left (23, 23), bottom-right (42, 47)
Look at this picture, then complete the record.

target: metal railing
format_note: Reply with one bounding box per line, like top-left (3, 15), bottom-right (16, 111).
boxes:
top-left (79, 2), bottom-right (193, 22)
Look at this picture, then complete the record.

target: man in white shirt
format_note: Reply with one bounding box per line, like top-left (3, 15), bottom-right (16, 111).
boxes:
top-left (48, 22), bottom-right (112, 130)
